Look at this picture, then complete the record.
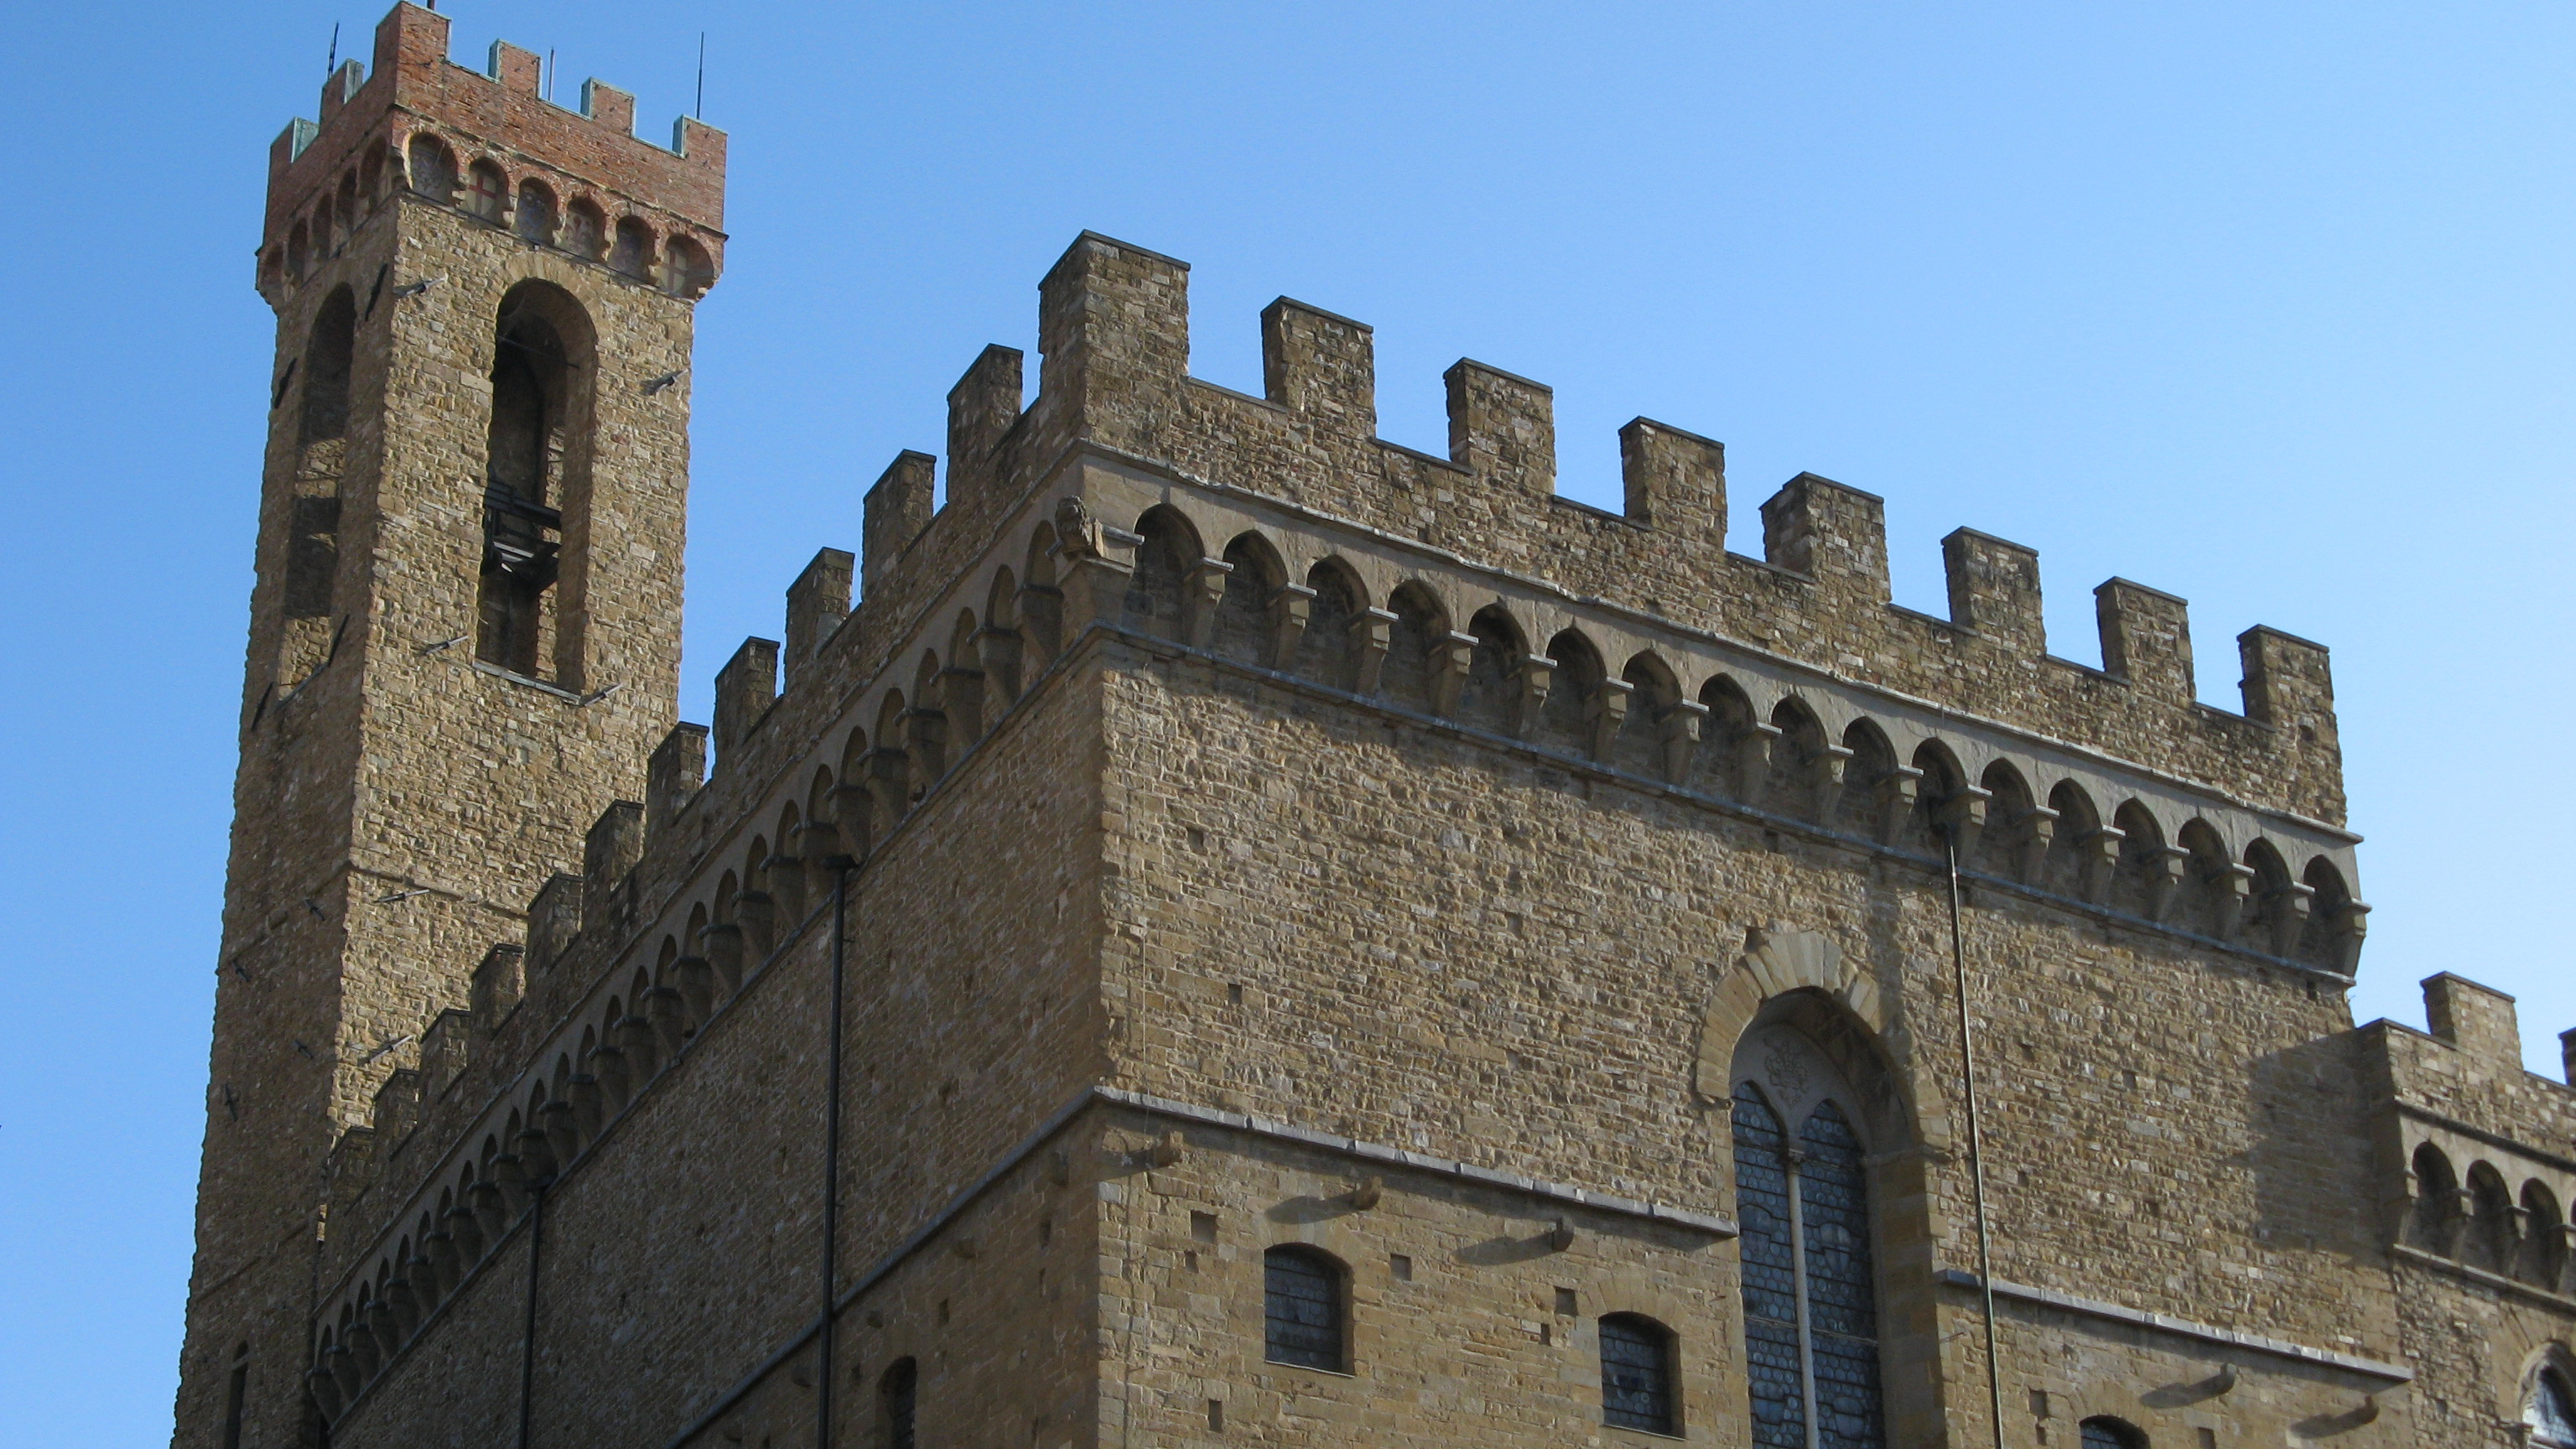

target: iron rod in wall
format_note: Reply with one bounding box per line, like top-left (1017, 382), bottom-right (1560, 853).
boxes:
top-left (817, 864), bottom-right (853, 1448)
top-left (1945, 830), bottom-right (2008, 1449)
top-left (517, 1183), bottom-right (546, 1449)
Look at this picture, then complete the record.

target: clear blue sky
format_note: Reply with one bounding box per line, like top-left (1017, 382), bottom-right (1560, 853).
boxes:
top-left (5, 2), bottom-right (2570, 1439)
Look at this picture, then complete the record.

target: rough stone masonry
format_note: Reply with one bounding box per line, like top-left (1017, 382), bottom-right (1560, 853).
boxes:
top-left (175, 7), bottom-right (2576, 1449)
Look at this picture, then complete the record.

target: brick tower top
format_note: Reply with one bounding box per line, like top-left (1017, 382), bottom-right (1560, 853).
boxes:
top-left (257, 2), bottom-right (725, 303)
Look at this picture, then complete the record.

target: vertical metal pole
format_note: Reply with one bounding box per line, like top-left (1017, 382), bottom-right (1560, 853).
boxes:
top-left (517, 1184), bottom-right (544, 1449)
top-left (818, 865), bottom-right (850, 1449)
top-left (1945, 832), bottom-right (2008, 1449)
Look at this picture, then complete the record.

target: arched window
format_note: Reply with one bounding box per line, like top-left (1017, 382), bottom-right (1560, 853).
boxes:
top-left (476, 283), bottom-right (594, 681)
top-left (279, 285), bottom-right (356, 684)
top-left (1734, 1038), bottom-right (1886, 1449)
top-left (564, 199), bottom-right (605, 260)
top-left (665, 236), bottom-right (716, 298)
top-left (406, 133), bottom-right (456, 203)
top-left (2080, 1416), bottom-right (2146, 1449)
top-left (1600, 1313), bottom-right (1678, 1435)
top-left (1262, 1245), bottom-right (1345, 1371)
top-left (2530, 1368), bottom-right (2576, 1449)
top-left (880, 1357), bottom-right (917, 1449)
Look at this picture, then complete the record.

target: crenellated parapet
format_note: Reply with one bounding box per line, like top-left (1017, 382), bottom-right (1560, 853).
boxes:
top-left (257, 3), bottom-right (724, 308)
top-left (296, 229), bottom-right (2381, 1423)
top-left (2360, 975), bottom-right (2576, 1317)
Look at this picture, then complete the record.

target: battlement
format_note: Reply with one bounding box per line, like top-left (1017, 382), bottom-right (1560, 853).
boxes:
top-left (256, 3), bottom-right (724, 304)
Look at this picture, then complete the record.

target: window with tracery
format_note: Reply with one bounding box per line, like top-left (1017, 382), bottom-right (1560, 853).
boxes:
top-left (2530, 1369), bottom-right (2576, 1449)
top-left (1735, 1078), bottom-right (1885, 1449)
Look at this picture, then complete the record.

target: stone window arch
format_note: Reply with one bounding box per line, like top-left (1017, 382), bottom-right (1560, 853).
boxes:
top-left (2080, 1415), bottom-right (2147, 1449)
top-left (563, 199), bottom-right (605, 260)
top-left (1732, 1021), bottom-right (1889, 1449)
top-left (1263, 1244), bottom-right (1348, 1372)
top-left (1599, 1312), bottom-right (1679, 1435)
top-left (2407, 1142), bottom-right (2460, 1254)
top-left (465, 158), bottom-right (507, 221)
top-left (665, 235), bottom-right (716, 298)
top-left (610, 216), bottom-right (654, 279)
top-left (2529, 1366), bottom-right (2576, 1449)
top-left (1458, 604), bottom-right (1527, 736)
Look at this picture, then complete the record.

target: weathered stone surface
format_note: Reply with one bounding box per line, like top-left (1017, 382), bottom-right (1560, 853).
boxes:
top-left (181, 12), bottom-right (2576, 1449)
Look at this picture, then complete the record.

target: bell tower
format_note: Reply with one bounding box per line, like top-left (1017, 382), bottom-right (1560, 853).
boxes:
top-left (173, 7), bottom-right (725, 1444)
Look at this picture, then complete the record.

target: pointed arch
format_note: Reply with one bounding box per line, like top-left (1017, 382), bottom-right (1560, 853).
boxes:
top-left (1383, 580), bottom-right (1451, 712)
top-left (1616, 651), bottom-right (1681, 780)
top-left (1216, 531), bottom-right (1288, 667)
top-left (1764, 698), bottom-right (1832, 823)
top-left (1458, 604), bottom-right (1527, 735)
top-left (1124, 504), bottom-right (1202, 640)
top-left (1836, 719), bottom-right (1898, 837)
top-left (1537, 628), bottom-right (1607, 758)
top-left (1293, 558), bottom-right (1365, 688)
top-left (1696, 674), bottom-right (1762, 802)
top-left (478, 281), bottom-right (596, 685)
top-left (2523, 1179), bottom-right (2566, 1289)
top-left (2044, 780), bottom-right (2106, 900)
top-left (2110, 801), bottom-right (2169, 921)
top-left (1976, 761), bottom-right (2043, 881)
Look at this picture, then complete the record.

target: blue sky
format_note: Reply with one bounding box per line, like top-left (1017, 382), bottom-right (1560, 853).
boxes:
top-left (5, 2), bottom-right (2572, 1439)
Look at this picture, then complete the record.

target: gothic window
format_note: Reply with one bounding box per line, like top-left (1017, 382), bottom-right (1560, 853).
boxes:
top-left (1734, 1076), bottom-right (1886, 1449)
top-left (2080, 1416), bottom-right (2146, 1449)
top-left (1263, 1245), bottom-right (1346, 1371)
top-left (1600, 1313), bottom-right (1678, 1435)
top-left (2530, 1369), bottom-right (2576, 1449)
top-left (880, 1358), bottom-right (917, 1449)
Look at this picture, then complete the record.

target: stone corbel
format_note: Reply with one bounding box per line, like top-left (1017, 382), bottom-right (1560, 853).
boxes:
top-left (616, 1012), bottom-right (660, 1080)
top-left (309, 1361), bottom-right (348, 1420)
top-left (1015, 583), bottom-right (1064, 657)
top-left (2206, 863), bottom-right (2256, 942)
top-left (2010, 805), bottom-right (2059, 881)
top-left (1349, 607), bottom-right (1397, 694)
top-left (735, 886), bottom-right (777, 958)
top-left (1183, 557), bottom-right (1233, 648)
top-left (382, 1275), bottom-right (420, 1338)
top-left (1513, 655), bottom-right (1555, 739)
top-left (345, 1317), bottom-right (382, 1378)
top-left (1429, 631), bottom-right (1478, 716)
top-left (585, 1042), bottom-right (628, 1110)
top-left (828, 782), bottom-right (876, 855)
top-left (1935, 785), bottom-right (1992, 863)
top-left (2552, 1226), bottom-right (2576, 1295)
top-left (2265, 882), bottom-right (2314, 958)
top-left (975, 625), bottom-right (1023, 704)
top-left (1737, 721), bottom-right (1784, 802)
top-left (1873, 766), bottom-right (1924, 844)
top-left (939, 665), bottom-right (986, 740)
top-left (1059, 549), bottom-right (1137, 635)
top-left (423, 1228), bottom-right (461, 1292)
top-left (2076, 827), bottom-right (2125, 902)
top-left (522, 1113), bottom-right (564, 1182)
top-left (1662, 699), bottom-right (1709, 783)
top-left (2434, 1188), bottom-right (2474, 1259)
top-left (868, 746), bottom-right (912, 820)
top-left (701, 921), bottom-right (745, 992)
top-left (2329, 900), bottom-right (2370, 974)
top-left (674, 954), bottom-right (716, 1021)
top-left (1810, 742), bottom-right (1855, 822)
top-left (1270, 583), bottom-right (1317, 667)
top-left (569, 1072), bottom-right (605, 1138)
top-left (2141, 844), bottom-right (2192, 922)
top-left (644, 983), bottom-right (688, 1055)
top-left (1587, 678), bottom-right (1634, 761)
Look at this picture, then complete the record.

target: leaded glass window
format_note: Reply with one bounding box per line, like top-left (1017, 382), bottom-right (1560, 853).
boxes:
top-left (1601, 1313), bottom-right (1677, 1433)
top-left (1264, 1246), bottom-right (1345, 1370)
top-left (2531, 1371), bottom-right (2576, 1449)
top-left (1733, 1080), bottom-right (1886, 1449)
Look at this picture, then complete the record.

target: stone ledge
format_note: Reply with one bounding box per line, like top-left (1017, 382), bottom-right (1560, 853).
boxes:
top-left (1936, 1269), bottom-right (2412, 1382)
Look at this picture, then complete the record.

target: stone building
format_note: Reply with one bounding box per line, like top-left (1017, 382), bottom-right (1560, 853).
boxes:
top-left (173, 7), bottom-right (2576, 1448)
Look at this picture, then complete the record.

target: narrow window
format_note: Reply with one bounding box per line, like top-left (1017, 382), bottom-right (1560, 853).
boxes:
top-left (2532, 1371), bottom-right (2576, 1449)
top-left (880, 1358), bottom-right (917, 1449)
top-left (220, 1349), bottom-right (248, 1449)
top-left (1263, 1245), bottom-right (1345, 1371)
top-left (1600, 1313), bottom-right (1678, 1435)
top-left (2080, 1417), bottom-right (2147, 1449)
top-left (1733, 1081), bottom-right (1886, 1449)
top-left (279, 285), bottom-right (356, 683)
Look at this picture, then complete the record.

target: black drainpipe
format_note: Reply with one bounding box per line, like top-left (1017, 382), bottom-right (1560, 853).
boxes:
top-left (517, 1182), bottom-right (546, 1449)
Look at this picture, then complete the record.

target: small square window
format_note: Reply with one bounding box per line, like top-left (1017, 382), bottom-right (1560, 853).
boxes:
top-left (1389, 1253), bottom-right (1413, 1282)
top-left (1555, 1287), bottom-right (1579, 1317)
top-left (1191, 1211), bottom-right (1218, 1244)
